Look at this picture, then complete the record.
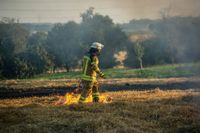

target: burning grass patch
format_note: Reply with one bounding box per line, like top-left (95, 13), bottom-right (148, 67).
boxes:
top-left (0, 89), bottom-right (200, 133)
top-left (54, 93), bottom-right (112, 105)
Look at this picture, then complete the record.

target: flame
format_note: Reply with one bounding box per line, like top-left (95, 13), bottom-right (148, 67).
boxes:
top-left (55, 93), bottom-right (112, 105)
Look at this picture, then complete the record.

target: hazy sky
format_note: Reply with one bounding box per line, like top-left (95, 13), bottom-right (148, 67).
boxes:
top-left (0, 0), bottom-right (199, 23)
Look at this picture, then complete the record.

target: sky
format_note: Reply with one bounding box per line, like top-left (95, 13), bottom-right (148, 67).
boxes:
top-left (0, 0), bottom-right (199, 23)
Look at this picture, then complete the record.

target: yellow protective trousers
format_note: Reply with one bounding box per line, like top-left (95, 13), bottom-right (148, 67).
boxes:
top-left (79, 80), bottom-right (100, 103)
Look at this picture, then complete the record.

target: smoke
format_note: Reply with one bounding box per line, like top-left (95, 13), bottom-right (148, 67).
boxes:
top-left (151, 16), bottom-right (200, 63)
top-left (112, 0), bottom-right (200, 20)
top-left (1, 0), bottom-right (199, 23)
top-left (129, 33), bottom-right (155, 43)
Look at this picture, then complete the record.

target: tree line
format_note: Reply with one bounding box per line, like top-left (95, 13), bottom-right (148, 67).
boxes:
top-left (0, 8), bottom-right (200, 79)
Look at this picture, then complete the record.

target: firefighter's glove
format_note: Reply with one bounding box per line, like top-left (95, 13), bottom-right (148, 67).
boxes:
top-left (100, 73), bottom-right (106, 79)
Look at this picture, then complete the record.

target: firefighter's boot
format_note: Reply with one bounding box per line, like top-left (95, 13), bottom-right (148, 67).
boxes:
top-left (93, 97), bottom-right (99, 102)
top-left (92, 92), bottom-right (100, 103)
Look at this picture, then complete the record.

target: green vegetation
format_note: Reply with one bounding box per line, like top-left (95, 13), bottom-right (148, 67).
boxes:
top-left (1, 12), bottom-right (200, 79)
top-left (107, 63), bottom-right (200, 78)
top-left (33, 63), bottom-right (200, 80)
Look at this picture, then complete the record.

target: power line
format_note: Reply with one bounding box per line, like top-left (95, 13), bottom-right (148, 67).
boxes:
top-left (0, 6), bottom-right (195, 13)
top-left (0, 0), bottom-right (123, 3)
top-left (0, 7), bottom-right (136, 12)
top-left (0, 16), bottom-right (81, 19)
top-left (0, 14), bottom-right (132, 19)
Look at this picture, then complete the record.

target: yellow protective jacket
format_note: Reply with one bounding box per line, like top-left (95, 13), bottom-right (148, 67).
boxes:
top-left (81, 54), bottom-right (103, 81)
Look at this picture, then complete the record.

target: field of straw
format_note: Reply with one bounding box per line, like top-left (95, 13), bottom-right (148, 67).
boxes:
top-left (0, 88), bottom-right (200, 133)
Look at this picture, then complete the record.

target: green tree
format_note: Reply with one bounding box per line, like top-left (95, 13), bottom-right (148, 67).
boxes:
top-left (0, 18), bottom-right (29, 78)
top-left (13, 32), bottom-right (54, 78)
top-left (80, 8), bottom-right (129, 68)
top-left (149, 17), bottom-right (200, 64)
top-left (46, 21), bottom-right (81, 72)
top-left (134, 42), bottom-right (144, 69)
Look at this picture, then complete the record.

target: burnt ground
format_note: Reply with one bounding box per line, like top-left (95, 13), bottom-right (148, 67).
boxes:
top-left (0, 78), bottom-right (200, 99)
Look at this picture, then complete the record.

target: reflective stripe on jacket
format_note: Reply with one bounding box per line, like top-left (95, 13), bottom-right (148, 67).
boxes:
top-left (81, 55), bottom-right (102, 81)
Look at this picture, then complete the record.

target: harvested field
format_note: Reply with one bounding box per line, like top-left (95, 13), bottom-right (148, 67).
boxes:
top-left (0, 89), bottom-right (200, 133)
top-left (0, 77), bottom-right (200, 98)
top-left (0, 77), bottom-right (200, 132)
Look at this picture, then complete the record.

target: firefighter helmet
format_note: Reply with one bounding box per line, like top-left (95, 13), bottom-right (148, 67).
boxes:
top-left (90, 42), bottom-right (104, 50)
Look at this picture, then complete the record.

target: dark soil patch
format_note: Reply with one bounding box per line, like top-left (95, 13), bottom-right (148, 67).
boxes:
top-left (0, 81), bottom-right (200, 99)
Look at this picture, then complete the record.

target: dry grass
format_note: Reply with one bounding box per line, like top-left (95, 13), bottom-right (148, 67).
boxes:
top-left (0, 79), bottom-right (78, 89)
top-left (1, 77), bottom-right (200, 89)
top-left (0, 89), bottom-right (200, 133)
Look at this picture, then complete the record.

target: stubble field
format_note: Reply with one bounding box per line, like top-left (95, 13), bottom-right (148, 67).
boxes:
top-left (0, 78), bottom-right (200, 133)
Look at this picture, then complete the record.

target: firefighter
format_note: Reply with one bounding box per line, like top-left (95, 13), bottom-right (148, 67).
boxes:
top-left (79, 42), bottom-right (105, 103)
